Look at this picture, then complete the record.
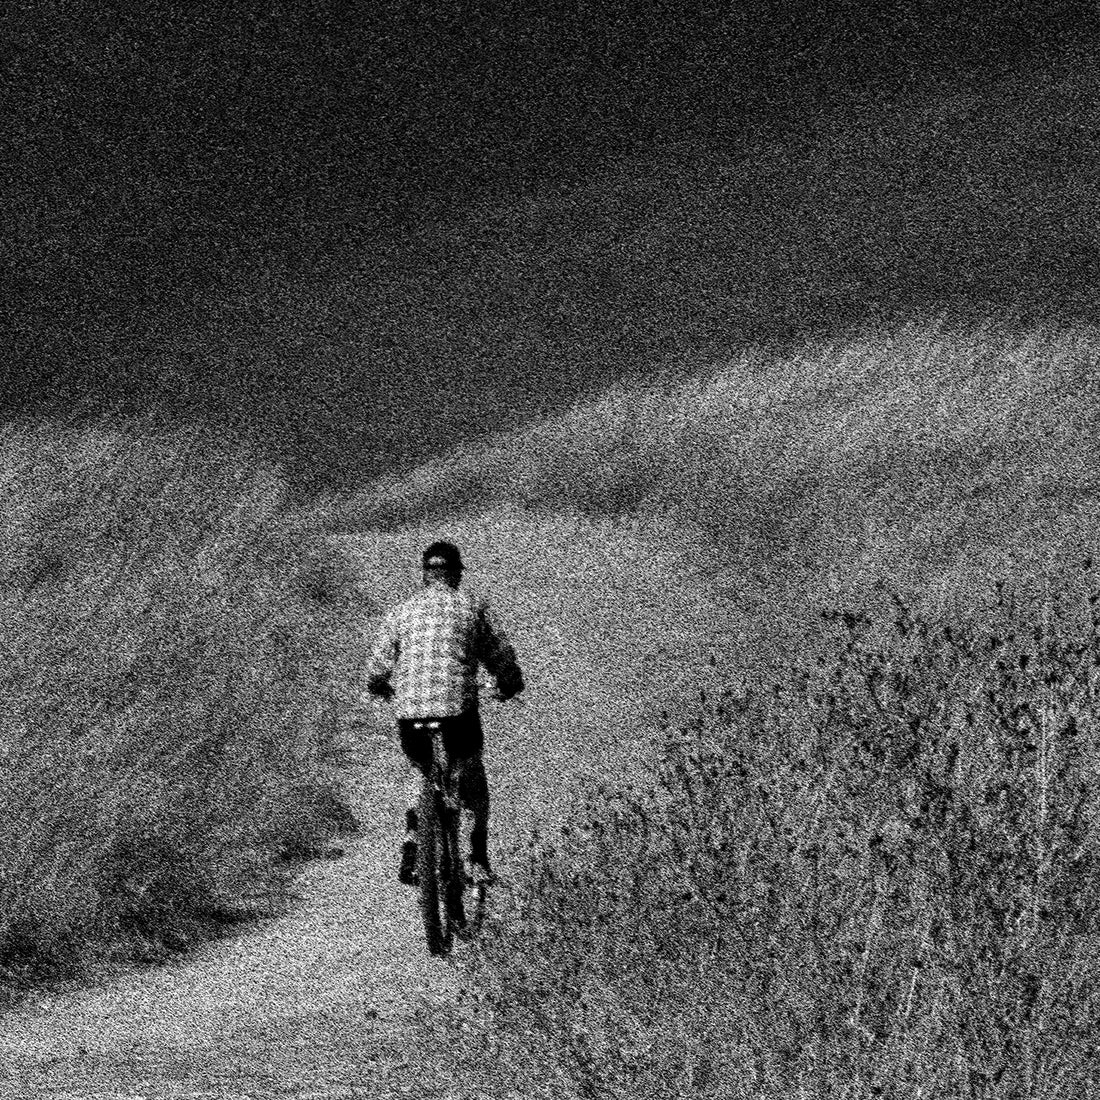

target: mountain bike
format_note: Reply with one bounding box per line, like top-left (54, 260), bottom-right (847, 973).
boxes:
top-left (412, 718), bottom-right (488, 957)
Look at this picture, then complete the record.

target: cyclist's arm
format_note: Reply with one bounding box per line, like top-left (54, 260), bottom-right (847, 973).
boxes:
top-left (476, 602), bottom-right (525, 700)
top-left (365, 614), bottom-right (399, 700)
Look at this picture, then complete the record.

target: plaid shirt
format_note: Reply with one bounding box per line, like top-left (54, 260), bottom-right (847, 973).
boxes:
top-left (365, 582), bottom-right (524, 719)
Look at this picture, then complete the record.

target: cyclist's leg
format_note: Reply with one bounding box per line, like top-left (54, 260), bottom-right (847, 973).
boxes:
top-left (459, 753), bottom-right (490, 868)
top-left (397, 720), bottom-right (433, 883)
top-left (443, 710), bottom-right (491, 873)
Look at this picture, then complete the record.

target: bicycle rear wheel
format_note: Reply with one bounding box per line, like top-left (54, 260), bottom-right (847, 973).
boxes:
top-left (440, 797), bottom-right (467, 939)
top-left (417, 780), bottom-right (452, 957)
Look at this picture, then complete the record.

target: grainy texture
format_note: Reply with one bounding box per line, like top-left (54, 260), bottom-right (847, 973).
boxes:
top-left (0, 512), bottom-right (726, 1097)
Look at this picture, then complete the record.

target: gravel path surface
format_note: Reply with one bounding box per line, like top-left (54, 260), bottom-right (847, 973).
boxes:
top-left (0, 746), bottom-right (460, 1099)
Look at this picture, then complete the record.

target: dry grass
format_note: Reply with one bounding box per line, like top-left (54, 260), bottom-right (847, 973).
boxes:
top-left (343, 319), bottom-right (1100, 1097)
top-left (0, 418), bottom-right (359, 994)
top-left (441, 568), bottom-right (1100, 1099)
top-left (330, 319), bottom-right (1098, 636)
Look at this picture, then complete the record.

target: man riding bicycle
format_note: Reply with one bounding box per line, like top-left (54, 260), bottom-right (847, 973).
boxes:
top-left (365, 540), bottom-right (525, 887)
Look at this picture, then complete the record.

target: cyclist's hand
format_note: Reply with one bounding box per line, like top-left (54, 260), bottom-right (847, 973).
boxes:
top-left (492, 668), bottom-right (524, 703)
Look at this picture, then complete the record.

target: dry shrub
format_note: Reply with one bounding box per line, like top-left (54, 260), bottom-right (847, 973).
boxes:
top-left (0, 419), bottom-right (358, 988)
top-left (452, 564), bottom-right (1100, 1100)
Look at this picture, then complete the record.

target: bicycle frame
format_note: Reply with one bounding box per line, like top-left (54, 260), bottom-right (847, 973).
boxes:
top-left (401, 717), bottom-right (492, 957)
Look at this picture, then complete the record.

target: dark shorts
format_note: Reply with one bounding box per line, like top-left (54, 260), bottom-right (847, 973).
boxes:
top-left (397, 709), bottom-right (484, 773)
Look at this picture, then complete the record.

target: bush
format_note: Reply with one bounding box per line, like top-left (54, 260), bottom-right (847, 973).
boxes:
top-left (0, 419), bottom-right (358, 990)
top-left (451, 564), bottom-right (1100, 1100)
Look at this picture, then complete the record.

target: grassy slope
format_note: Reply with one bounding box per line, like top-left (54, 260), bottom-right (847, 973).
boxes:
top-left (321, 315), bottom-right (1099, 1099)
top-left (107, 57), bottom-right (1100, 494)
top-left (325, 319), bottom-right (1099, 659)
top-left (0, 420), bottom-right (360, 995)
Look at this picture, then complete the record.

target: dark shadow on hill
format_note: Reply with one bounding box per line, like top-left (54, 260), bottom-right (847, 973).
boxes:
top-left (10, 41), bottom-right (1100, 499)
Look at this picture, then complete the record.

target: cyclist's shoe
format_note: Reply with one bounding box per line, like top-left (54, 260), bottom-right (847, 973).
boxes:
top-left (465, 857), bottom-right (497, 887)
top-left (398, 841), bottom-right (419, 886)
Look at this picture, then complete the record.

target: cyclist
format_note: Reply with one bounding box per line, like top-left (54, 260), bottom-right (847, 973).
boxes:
top-left (365, 540), bottom-right (524, 887)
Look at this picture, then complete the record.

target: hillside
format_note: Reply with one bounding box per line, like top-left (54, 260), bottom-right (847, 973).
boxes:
top-left (315, 318), bottom-right (1099, 672)
top-left (4, 36), bottom-right (1099, 1100)
top-left (4, 319), bottom-right (1096, 1094)
top-left (19, 57), bottom-right (1100, 498)
top-left (233, 60), bottom-right (1100, 492)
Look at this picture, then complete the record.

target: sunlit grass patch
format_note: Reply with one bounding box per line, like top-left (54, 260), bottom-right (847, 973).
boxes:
top-left (327, 318), bottom-right (1100, 691)
top-left (333, 318), bottom-right (1099, 598)
top-left (0, 419), bottom-right (359, 991)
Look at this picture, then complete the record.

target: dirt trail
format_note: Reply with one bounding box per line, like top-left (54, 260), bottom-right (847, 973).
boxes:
top-left (0, 512), bottom-right (733, 1099)
top-left (0, 746), bottom-right (457, 1099)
